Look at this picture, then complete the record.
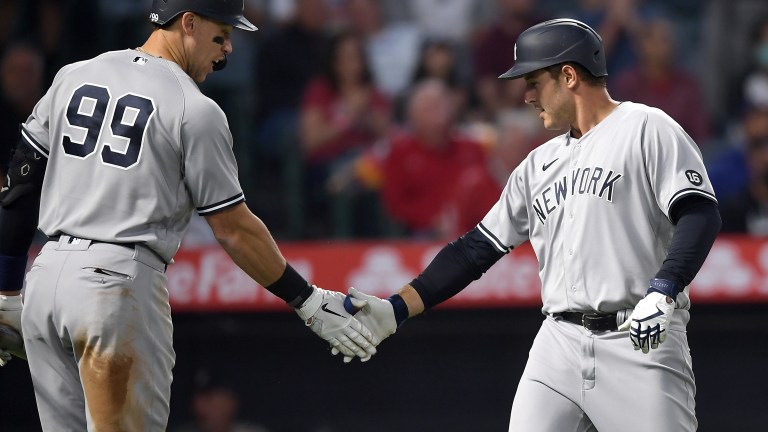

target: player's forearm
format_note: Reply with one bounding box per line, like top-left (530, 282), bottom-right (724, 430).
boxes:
top-left (210, 206), bottom-right (286, 286)
top-left (207, 203), bottom-right (314, 307)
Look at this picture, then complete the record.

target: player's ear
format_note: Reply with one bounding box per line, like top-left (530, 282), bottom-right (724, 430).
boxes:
top-left (562, 65), bottom-right (578, 88)
top-left (180, 12), bottom-right (197, 35)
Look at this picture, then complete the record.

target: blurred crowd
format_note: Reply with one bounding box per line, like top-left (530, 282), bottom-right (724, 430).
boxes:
top-left (2, 0), bottom-right (768, 243)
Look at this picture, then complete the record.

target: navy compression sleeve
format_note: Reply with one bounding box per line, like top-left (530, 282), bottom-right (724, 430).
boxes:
top-left (410, 227), bottom-right (508, 309)
top-left (0, 140), bottom-right (45, 291)
top-left (654, 195), bottom-right (721, 294)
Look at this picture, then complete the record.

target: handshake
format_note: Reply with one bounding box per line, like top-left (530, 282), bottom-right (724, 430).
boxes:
top-left (295, 286), bottom-right (405, 363)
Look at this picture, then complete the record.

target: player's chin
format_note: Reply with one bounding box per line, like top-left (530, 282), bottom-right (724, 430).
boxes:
top-left (193, 73), bottom-right (209, 84)
top-left (541, 118), bottom-right (566, 131)
top-left (537, 113), bottom-right (561, 130)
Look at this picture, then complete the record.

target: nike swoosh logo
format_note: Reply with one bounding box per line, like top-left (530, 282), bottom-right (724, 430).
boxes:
top-left (321, 303), bottom-right (344, 318)
top-left (542, 158), bottom-right (559, 171)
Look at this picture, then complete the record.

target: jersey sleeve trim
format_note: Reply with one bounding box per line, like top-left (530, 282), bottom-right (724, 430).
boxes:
top-left (197, 193), bottom-right (245, 215)
top-left (20, 127), bottom-right (49, 158)
top-left (477, 222), bottom-right (512, 253)
top-left (668, 188), bottom-right (717, 210)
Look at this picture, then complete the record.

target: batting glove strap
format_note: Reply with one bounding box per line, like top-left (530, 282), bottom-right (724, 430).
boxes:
top-left (387, 294), bottom-right (409, 327)
top-left (295, 286), bottom-right (322, 320)
top-left (647, 278), bottom-right (679, 300)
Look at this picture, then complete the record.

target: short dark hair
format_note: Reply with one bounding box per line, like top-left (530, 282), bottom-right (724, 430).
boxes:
top-left (545, 62), bottom-right (606, 87)
top-left (321, 30), bottom-right (374, 91)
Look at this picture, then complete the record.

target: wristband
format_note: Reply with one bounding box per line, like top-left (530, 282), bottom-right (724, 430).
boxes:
top-left (0, 254), bottom-right (27, 292)
top-left (265, 263), bottom-right (314, 307)
top-left (387, 294), bottom-right (409, 327)
top-left (647, 278), bottom-right (679, 300)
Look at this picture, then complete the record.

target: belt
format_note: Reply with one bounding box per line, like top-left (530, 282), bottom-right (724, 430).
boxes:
top-left (47, 234), bottom-right (167, 272)
top-left (552, 311), bottom-right (618, 332)
top-left (48, 235), bottom-right (136, 250)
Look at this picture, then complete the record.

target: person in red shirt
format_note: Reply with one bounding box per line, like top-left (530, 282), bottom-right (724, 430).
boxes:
top-left (472, 0), bottom-right (548, 121)
top-left (612, 15), bottom-right (712, 144)
top-left (300, 30), bottom-right (392, 237)
top-left (382, 79), bottom-right (493, 238)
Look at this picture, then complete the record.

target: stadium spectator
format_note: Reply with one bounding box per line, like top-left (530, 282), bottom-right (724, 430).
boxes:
top-left (558, 0), bottom-right (645, 82)
top-left (249, 0), bottom-right (331, 236)
top-left (343, 0), bottom-right (423, 99)
top-left (612, 15), bottom-right (712, 144)
top-left (707, 106), bottom-right (768, 203)
top-left (742, 17), bottom-right (768, 110)
top-left (253, 0), bottom-right (330, 152)
top-left (398, 37), bottom-right (469, 123)
top-left (0, 41), bottom-right (45, 186)
top-left (451, 111), bottom-right (543, 236)
top-left (712, 106), bottom-right (768, 234)
top-left (406, 0), bottom-right (494, 44)
top-left (300, 30), bottom-right (392, 237)
top-left (381, 79), bottom-right (491, 238)
top-left (472, 0), bottom-right (547, 121)
top-left (700, 1), bottom-right (768, 127)
top-left (172, 368), bottom-right (270, 432)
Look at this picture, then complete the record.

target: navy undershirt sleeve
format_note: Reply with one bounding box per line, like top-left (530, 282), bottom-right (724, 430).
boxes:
top-left (655, 195), bottom-right (721, 291)
top-left (410, 227), bottom-right (509, 309)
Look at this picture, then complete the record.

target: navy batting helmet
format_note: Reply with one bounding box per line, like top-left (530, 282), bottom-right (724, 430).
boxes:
top-left (149, 0), bottom-right (257, 31)
top-left (499, 19), bottom-right (606, 80)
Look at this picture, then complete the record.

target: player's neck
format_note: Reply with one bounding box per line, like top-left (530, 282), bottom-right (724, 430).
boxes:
top-left (570, 92), bottom-right (620, 138)
top-left (139, 30), bottom-right (187, 71)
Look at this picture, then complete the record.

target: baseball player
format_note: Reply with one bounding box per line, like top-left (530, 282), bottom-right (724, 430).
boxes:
top-left (0, 0), bottom-right (378, 430)
top-left (343, 19), bottom-right (721, 431)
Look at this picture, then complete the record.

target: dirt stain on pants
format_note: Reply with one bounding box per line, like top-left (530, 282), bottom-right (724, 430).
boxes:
top-left (76, 340), bottom-right (141, 432)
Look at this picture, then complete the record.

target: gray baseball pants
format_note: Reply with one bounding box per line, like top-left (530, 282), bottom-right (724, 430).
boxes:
top-left (22, 236), bottom-right (174, 431)
top-left (508, 311), bottom-right (696, 431)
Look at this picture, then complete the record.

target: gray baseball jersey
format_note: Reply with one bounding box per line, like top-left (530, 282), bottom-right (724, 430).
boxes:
top-left (479, 102), bottom-right (716, 314)
top-left (477, 102), bottom-right (711, 432)
top-left (18, 49), bottom-right (244, 431)
top-left (21, 49), bottom-right (244, 262)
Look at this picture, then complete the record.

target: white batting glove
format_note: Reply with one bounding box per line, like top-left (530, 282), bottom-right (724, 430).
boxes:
top-left (296, 286), bottom-right (378, 363)
top-left (0, 294), bottom-right (24, 366)
top-left (332, 287), bottom-right (401, 363)
top-left (618, 291), bottom-right (675, 354)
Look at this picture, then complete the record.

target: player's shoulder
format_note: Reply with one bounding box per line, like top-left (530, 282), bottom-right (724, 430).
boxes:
top-left (182, 89), bottom-right (226, 125)
top-left (509, 132), bottom-right (568, 175)
top-left (527, 132), bottom-right (568, 159)
top-left (614, 101), bottom-right (680, 129)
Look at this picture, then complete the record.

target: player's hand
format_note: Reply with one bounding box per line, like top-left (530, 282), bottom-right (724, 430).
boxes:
top-left (618, 291), bottom-right (675, 354)
top-left (335, 287), bottom-right (399, 362)
top-left (295, 286), bottom-right (378, 363)
top-left (0, 294), bottom-right (24, 366)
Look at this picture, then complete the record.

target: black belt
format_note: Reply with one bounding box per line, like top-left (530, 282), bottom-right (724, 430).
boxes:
top-left (48, 234), bottom-right (168, 269)
top-left (48, 235), bottom-right (137, 250)
top-left (553, 312), bottom-right (618, 332)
